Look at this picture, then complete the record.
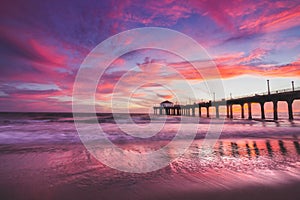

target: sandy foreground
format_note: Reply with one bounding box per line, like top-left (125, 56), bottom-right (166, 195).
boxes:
top-left (0, 138), bottom-right (299, 200)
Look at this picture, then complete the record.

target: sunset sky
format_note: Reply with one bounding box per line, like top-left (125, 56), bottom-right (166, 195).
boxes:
top-left (1, 0), bottom-right (300, 112)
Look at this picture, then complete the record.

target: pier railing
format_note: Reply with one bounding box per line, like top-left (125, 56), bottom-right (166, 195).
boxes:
top-left (223, 87), bottom-right (300, 101)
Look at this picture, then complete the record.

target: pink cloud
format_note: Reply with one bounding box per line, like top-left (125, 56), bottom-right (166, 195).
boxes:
top-left (239, 4), bottom-right (300, 33)
top-left (213, 52), bottom-right (245, 64)
top-left (29, 39), bottom-right (68, 68)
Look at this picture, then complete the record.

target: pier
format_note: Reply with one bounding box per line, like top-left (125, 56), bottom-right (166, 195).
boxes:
top-left (153, 86), bottom-right (300, 120)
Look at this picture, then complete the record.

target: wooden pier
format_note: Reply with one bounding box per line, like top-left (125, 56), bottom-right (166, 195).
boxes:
top-left (153, 87), bottom-right (300, 120)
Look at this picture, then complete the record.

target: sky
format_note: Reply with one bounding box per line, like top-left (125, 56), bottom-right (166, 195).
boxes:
top-left (0, 0), bottom-right (300, 112)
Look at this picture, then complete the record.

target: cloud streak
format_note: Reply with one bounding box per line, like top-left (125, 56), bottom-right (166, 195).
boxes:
top-left (0, 0), bottom-right (300, 111)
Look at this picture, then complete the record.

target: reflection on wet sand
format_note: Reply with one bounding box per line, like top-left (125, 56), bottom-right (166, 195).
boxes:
top-left (253, 141), bottom-right (260, 157)
top-left (218, 141), bottom-right (224, 156)
top-left (266, 140), bottom-right (273, 157)
top-left (245, 143), bottom-right (251, 158)
top-left (215, 138), bottom-right (300, 159)
top-left (294, 140), bottom-right (300, 155)
top-left (279, 140), bottom-right (287, 155)
top-left (230, 142), bottom-right (239, 157)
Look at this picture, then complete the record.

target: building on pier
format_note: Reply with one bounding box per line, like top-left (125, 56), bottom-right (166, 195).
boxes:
top-left (160, 100), bottom-right (173, 108)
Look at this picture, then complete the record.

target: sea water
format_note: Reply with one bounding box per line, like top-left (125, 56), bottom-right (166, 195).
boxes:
top-left (0, 112), bottom-right (299, 200)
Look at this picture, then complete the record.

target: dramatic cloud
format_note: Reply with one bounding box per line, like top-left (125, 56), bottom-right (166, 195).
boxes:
top-left (0, 0), bottom-right (300, 111)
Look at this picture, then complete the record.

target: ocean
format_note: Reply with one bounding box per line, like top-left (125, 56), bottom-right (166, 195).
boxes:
top-left (0, 112), bottom-right (300, 200)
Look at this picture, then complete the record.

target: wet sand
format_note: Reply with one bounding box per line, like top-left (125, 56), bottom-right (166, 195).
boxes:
top-left (0, 138), bottom-right (299, 200)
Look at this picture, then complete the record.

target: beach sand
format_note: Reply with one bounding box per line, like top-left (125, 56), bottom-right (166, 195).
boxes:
top-left (0, 139), bottom-right (299, 200)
